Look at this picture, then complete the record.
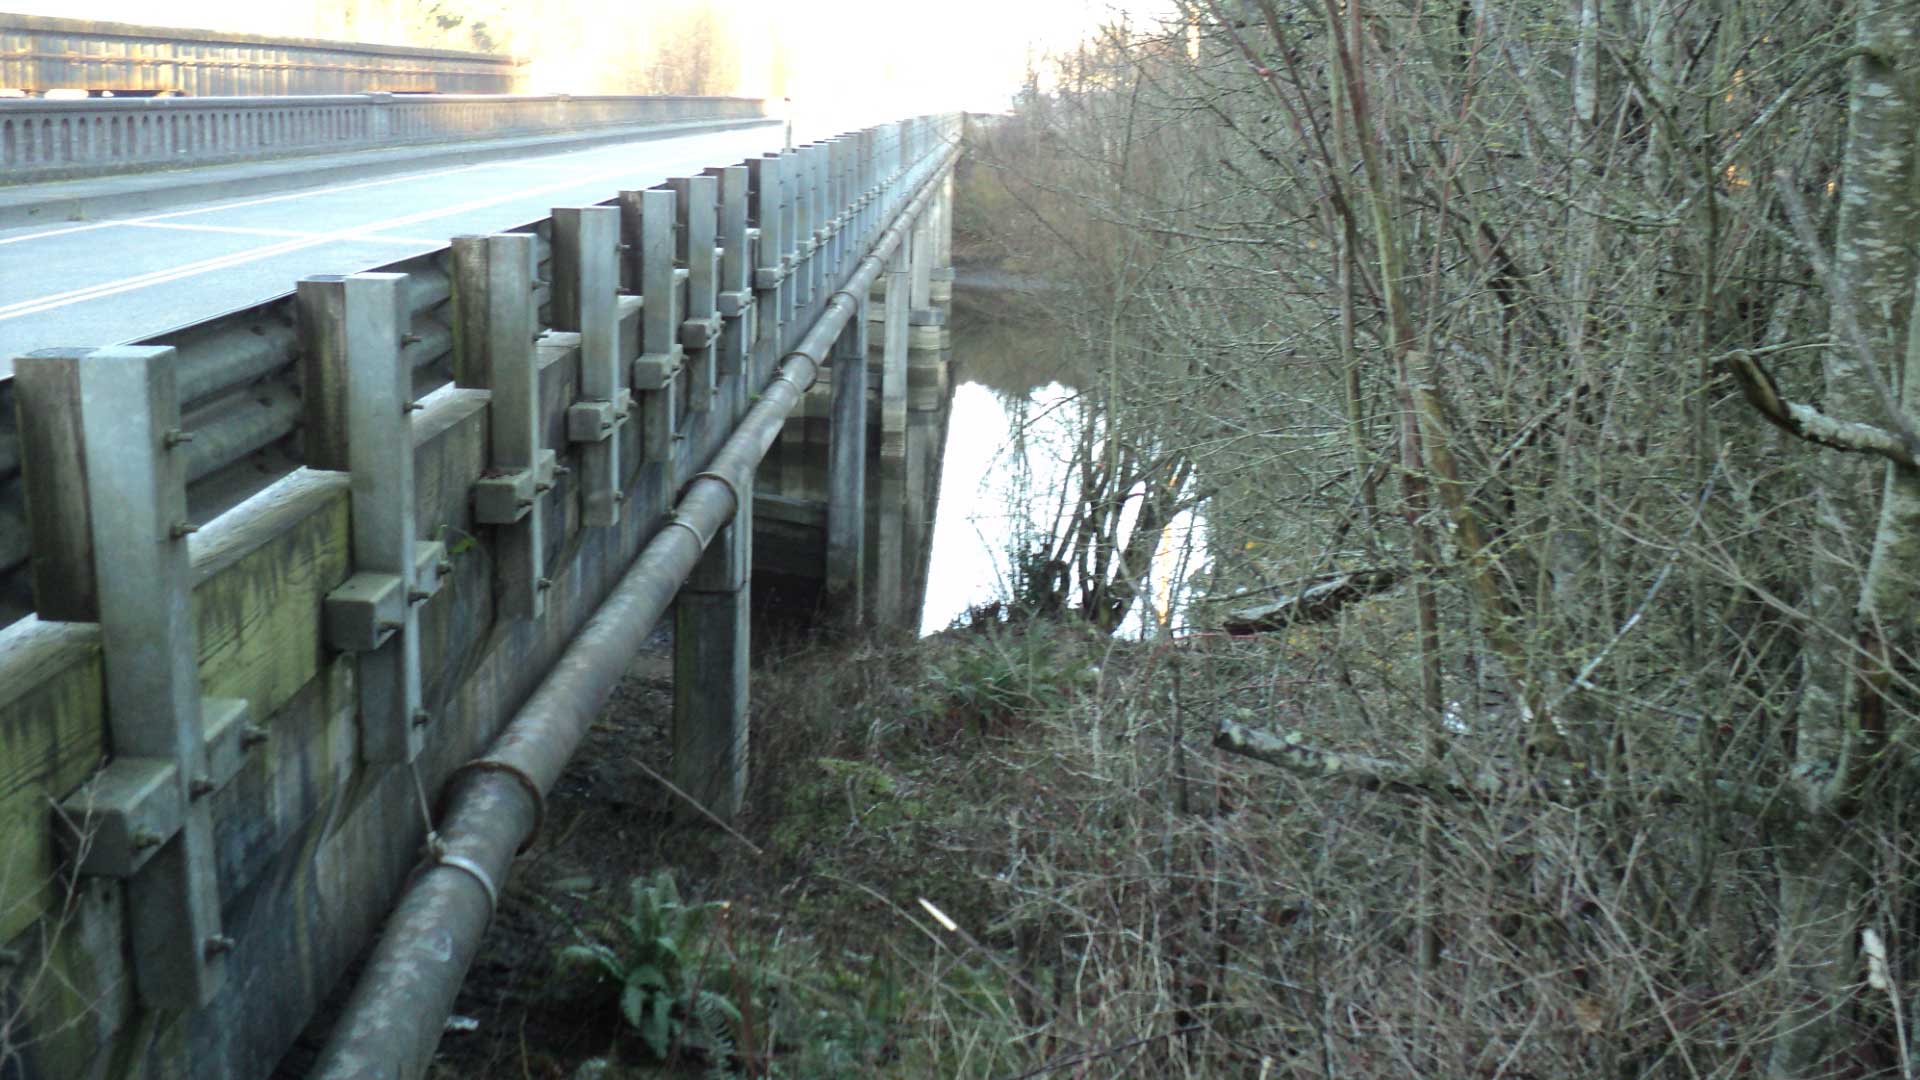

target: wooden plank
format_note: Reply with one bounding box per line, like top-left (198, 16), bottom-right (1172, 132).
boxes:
top-left (0, 620), bottom-right (104, 945)
top-left (191, 470), bottom-right (351, 725)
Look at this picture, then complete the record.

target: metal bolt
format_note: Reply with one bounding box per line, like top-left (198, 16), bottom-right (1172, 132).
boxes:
top-left (169, 521), bottom-right (199, 539)
top-left (515, 498), bottom-right (534, 511)
top-left (131, 828), bottom-right (164, 850)
top-left (163, 428), bottom-right (196, 448)
top-left (616, 242), bottom-right (632, 253)
top-left (532, 278), bottom-right (550, 292)
top-left (535, 482), bottom-right (553, 494)
top-left (400, 332), bottom-right (422, 346)
top-left (437, 559), bottom-right (453, 575)
top-left (204, 935), bottom-right (236, 959)
top-left (537, 577), bottom-right (553, 591)
top-left (409, 589), bottom-right (433, 604)
top-left (404, 401), bottom-right (425, 413)
top-left (240, 724), bottom-right (270, 749)
top-left (554, 466), bottom-right (573, 477)
top-left (611, 491), bottom-right (625, 503)
top-left (412, 709), bottom-right (432, 728)
top-left (378, 620), bottom-right (403, 634)
top-left (189, 776), bottom-right (214, 799)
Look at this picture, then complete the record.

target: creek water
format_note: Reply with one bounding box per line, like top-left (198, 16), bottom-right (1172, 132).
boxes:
top-left (918, 282), bottom-right (1208, 636)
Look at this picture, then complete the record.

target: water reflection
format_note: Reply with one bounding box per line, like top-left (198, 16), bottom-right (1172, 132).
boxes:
top-left (921, 294), bottom-right (1208, 636)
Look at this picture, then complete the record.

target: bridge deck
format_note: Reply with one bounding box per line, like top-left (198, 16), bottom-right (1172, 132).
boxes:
top-left (0, 124), bottom-right (784, 377)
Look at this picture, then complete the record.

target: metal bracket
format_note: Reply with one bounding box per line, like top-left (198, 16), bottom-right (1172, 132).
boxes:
top-left (324, 571), bottom-right (406, 652)
top-left (58, 698), bottom-right (254, 879)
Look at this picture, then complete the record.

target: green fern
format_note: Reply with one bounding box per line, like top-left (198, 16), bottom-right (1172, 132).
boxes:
top-left (549, 869), bottom-right (741, 1063)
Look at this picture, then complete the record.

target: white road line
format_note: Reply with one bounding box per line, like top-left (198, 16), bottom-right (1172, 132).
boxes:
top-left (0, 156), bottom-right (702, 322)
top-left (124, 221), bottom-right (445, 246)
top-left (0, 161), bottom-right (492, 247)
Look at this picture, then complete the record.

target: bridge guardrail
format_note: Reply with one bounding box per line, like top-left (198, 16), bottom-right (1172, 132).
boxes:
top-left (1, 13), bottom-right (520, 96)
top-left (0, 112), bottom-right (960, 1080)
top-left (0, 93), bottom-right (769, 183)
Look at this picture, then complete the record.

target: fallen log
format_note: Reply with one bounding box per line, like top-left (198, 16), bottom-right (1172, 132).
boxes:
top-left (1221, 568), bottom-right (1403, 635)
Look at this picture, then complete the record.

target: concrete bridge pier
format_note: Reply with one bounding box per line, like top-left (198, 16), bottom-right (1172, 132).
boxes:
top-left (673, 478), bottom-right (752, 820)
top-left (825, 298), bottom-right (870, 623)
top-left (871, 242), bottom-right (912, 627)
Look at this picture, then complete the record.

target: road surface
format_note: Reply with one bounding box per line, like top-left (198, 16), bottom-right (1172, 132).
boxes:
top-left (0, 123), bottom-right (786, 378)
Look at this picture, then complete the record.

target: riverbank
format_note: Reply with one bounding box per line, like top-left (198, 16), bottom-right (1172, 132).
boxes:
top-left (400, 613), bottom-right (1316, 1079)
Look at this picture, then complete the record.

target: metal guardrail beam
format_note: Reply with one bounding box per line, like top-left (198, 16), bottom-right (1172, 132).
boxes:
top-left (0, 93), bottom-right (769, 183)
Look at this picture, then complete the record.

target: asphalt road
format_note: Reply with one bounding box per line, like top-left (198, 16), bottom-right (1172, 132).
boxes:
top-left (0, 124), bottom-right (787, 379)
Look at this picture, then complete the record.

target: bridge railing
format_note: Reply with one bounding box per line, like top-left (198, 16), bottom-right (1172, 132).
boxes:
top-left (1, 13), bottom-right (520, 96)
top-left (0, 92), bottom-right (770, 183)
top-left (0, 112), bottom-right (959, 1080)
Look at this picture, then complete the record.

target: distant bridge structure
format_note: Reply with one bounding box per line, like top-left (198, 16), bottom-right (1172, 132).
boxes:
top-left (0, 13), bottom-right (520, 97)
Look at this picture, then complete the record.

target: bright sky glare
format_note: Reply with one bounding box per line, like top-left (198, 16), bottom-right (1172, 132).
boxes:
top-left (4, 0), bottom-right (1137, 126)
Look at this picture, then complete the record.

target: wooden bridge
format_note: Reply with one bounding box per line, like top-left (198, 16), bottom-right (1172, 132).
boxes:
top-left (0, 111), bottom-right (959, 1079)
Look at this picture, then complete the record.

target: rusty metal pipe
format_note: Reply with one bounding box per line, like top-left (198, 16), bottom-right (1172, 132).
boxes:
top-left (309, 139), bottom-right (954, 1080)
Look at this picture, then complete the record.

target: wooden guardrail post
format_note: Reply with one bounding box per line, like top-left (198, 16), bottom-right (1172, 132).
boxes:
top-left (710, 164), bottom-right (754, 422)
top-left (673, 480), bottom-right (751, 820)
top-left (553, 205), bottom-right (630, 528)
top-left (621, 187), bottom-right (686, 488)
top-left (300, 272), bottom-right (446, 762)
top-left (669, 174), bottom-right (723, 416)
top-left (14, 346), bottom-right (243, 1008)
top-left (749, 150), bottom-right (791, 381)
top-left (453, 232), bottom-right (556, 621)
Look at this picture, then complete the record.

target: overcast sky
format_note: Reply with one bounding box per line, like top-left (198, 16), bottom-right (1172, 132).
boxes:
top-left (6, 0), bottom-right (1152, 123)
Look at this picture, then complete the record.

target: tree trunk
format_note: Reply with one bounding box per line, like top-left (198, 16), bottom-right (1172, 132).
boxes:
top-left (1770, 5), bottom-right (1919, 1075)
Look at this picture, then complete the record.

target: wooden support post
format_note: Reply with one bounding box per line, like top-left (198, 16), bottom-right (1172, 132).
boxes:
top-left (13, 346), bottom-right (229, 1008)
top-left (775, 150), bottom-right (799, 346)
top-left (748, 153), bottom-right (786, 386)
top-left (623, 187), bottom-right (685, 481)
top-left (791, 146), bottom-right (816, 325)
top-left (673, 481), bottom-right (751, 821)
top-left (453, 232), bottom-right (554, 621)
top-left (808, 144), bottom-right (828, 321)
top-left (670, 174), bottom-right (722, 416)
top-left (826, 298), bottom-right (870, 623)
top-left (554, 205), bottom-right (629, 528)
top-left (710, 164), bottom-right (754, 422)
top-left (300, 273), bottom-right (443, 762)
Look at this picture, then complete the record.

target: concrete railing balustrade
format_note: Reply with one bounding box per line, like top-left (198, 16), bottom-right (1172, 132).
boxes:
top-left (0, 92), bottom-right (770, 183)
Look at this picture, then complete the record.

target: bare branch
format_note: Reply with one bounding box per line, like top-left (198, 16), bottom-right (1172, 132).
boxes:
top-left (1720, 350), bottom-right (1920, 465)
